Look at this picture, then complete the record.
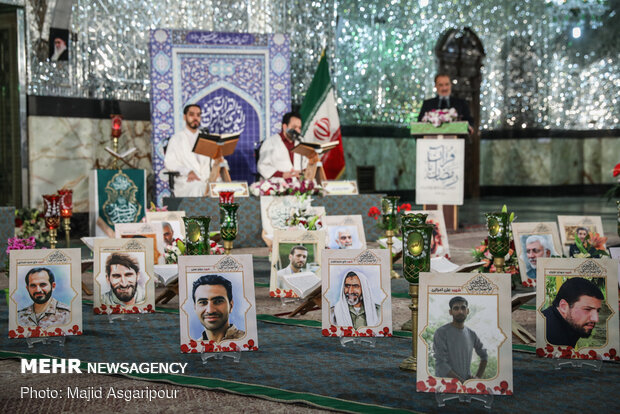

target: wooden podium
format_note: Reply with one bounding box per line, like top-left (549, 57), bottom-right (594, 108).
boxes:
top-left (192, 131), bottom-right (238, 187)
top-left (411, 122), bottom-right (468, 231)
top-left (292, 141), bottom-right (338, 184)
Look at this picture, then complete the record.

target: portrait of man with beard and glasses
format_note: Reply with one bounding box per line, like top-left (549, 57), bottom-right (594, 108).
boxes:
top-left (521, 234), bottom-right (557, 280)
top-left (542, 277), bottom-right (605, 348)
top-left (101, 253), bottom-right (146, 306)
top-left (330, 270), bottom-right (381, 330)
top-left (192, 275), bottom-right (245, 343)
top-left (17, 267), bottom-right (71, 328)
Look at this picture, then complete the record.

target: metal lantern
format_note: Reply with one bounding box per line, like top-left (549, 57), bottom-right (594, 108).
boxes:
top-left (183, 216), bottom-right (211, 255)
top-left (399, 213), bottom-right (433, 372)
top-left (219, 203), bottom-right (239, 254)
top-left (42, 194), bottom-right (61, 249)
top-left (485, 211), bottom-right (510, 270)
top-left (401, 213), bottom-right (433, 284)
top-left (381, 196), bottom-right (400, 231)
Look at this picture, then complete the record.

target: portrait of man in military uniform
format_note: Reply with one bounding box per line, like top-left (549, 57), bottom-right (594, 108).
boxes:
top-left (17, 267), bottom-right (71, 328)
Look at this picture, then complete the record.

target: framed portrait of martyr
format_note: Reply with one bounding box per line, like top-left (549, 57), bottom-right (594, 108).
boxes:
top-left (270, 229), bottom-right (325, 298)
top-left (323, 215), bottom-right (366, 250)
top-left (417, 272), bottom-right (513, 395)
top-left (511, 222), bottom-right (562, 288)
top-left (556, 215), bottom-right (605, 257)
top-left (321, 249), bottom-right (392, 337)
top-left (536, 258), bottom-right (619, 360)
top-left (93, 238), bottom-right (156, 314)
top-left (178, 254), bottom-right (258, 353)
top-left (8, 249), bottom-right (82, 338)
top-left (115, 222), bottom-right (166, 264)
top-left (145, 210), bottom-right (186, 244)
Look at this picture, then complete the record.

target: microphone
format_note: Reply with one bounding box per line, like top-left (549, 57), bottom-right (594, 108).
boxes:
top-left (286, 128), bottom-right (302, 141)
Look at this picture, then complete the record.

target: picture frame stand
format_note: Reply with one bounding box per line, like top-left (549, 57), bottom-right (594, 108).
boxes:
top-left (201, 351), bottom-right (241, 364)
top-left (551, 358), bottom-right (602, 371)
top-left (280, 297), bottom-right (302, 306)
top-left (107, 313), bottom-right (141, 324)
top-left (340, 337), bottom-right (376, 348)
top-left (25, 337), bottom-right (66, 349)
top-left (435, 388), bottom-right (494, 409)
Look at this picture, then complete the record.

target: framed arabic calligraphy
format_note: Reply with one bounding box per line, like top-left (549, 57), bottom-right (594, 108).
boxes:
top-left (415, 139), bottom-right (465, 206)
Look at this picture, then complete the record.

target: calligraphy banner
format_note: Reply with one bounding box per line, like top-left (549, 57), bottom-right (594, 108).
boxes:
top-left (89, 169), bottom-right (147, 237)
top-left (415, 139), bottom-right (465, 206)
top-left (149, 30), bottom-right (291, 204)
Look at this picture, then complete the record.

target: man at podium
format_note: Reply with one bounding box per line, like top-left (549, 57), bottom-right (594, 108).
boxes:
top-left (417, 73), bottom-right (474, 133)
top-left (164, 104), bottom-right (226, 197)
top-left (258, 111), bottom-right (315, 179)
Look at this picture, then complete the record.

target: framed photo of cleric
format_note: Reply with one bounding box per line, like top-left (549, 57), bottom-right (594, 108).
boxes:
top-left (408, 209), bottom-right (450, 259)
top-left (115, 222), bottom-right (166, 264)
top-left (93, 238), bottom-right (156, 314)
top-left (321, 249), bottom-right (392, 337)
top-left (8, 249), bottom-right (82, 338)
top-left (146, 210), bottom-right (186, 247)
top-left (417, 272), bottom-right (513, 395)
top-left (536, 258), bottom-right (619, 360)
top-left (270, 229), bottom-right (325, 298)
top-left (556, 215), bottom-right (605, 257)
top-left (178, 254), bottom-right (258, 353)
top-left (511, 222), bottom-right (562, 288)
top-left (323, 215), bottom-right (366, 250)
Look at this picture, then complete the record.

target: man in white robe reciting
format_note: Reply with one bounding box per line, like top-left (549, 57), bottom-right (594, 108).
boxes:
top-left (257, 111), bottom-right (316, 179)
top-left (164, 104), bottom-right (227, 197)
top-left (330, 270), bottom-right (381, 329)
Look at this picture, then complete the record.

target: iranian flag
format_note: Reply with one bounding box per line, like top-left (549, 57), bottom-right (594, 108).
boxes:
top-left (300, 50), bottom-right (345, 179)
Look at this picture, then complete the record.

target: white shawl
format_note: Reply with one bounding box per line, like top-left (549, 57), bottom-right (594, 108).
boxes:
top-left (333, 269), bottom-right (380, 328)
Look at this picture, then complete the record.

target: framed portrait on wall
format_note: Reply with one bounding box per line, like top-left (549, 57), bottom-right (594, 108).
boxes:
top-left (321, 249), bottom-right (392, 337)
top-left (93, 238), bottom-right (156, 314)
top-left (536, 258), bottom-right (619, 360)
top-left (8, 249), bottom-right (82, 338)
top-left (178, 254), bottom-right (258, 353)
top-left (270, 229), bottom-right (325, 298)
top-left (417, 272), bottom-right (513, 395)
top-left (511, 222), bottom-right (562, 287)
top-left (323, 215), bottom-right (366, 250)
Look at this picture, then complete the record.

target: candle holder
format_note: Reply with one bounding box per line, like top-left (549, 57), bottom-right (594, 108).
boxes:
top-left (485, 211), bottom-right (510, 272)
top-left (58, 189), bottom-right (73, 247)
top-left (43, 194), bottom-right (61, 249)
top-left (219, 191), bottom-right (235, 204)
top-left (219, 203), bottom-right (239, 255)
top-left (111, 114), bottom-right (123, 169)
top-left (381, 196), bottom-right (400, 279)
top-left (399, 213), bottom-right (433, 372)
top-left (183, 217), bottom-right (211, 255)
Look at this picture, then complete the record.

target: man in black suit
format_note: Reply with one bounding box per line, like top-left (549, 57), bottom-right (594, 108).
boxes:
top-left (418, 74), bottom-right (474, 133)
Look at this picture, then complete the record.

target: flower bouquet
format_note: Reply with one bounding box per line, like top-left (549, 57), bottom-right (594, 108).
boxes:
top-left (421, 108), bottom-right (459, 127)
top-left (14, 208), bottom-right (50, 244)
top-left (284, 193), bottom-right (323, 230)
top-left (164, 236), bottom-right (225, 264)
top-left (250, 176), bottom-right (323, 196)
top-left (571, 232), bottom-right (609, 258)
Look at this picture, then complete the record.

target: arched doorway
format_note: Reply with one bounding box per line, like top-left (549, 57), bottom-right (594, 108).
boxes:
top-left (435, 27), bottom-right (485, 198)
